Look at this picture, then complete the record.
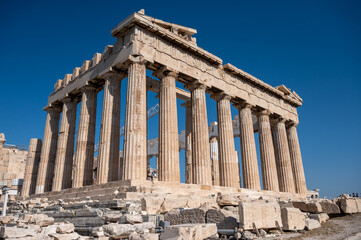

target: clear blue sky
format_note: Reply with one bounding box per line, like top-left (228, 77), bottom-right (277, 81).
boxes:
top-left (0, 0), bottom-right (360, 198)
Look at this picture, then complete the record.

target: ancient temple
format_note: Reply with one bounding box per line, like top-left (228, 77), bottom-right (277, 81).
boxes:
top-left (21, 10), bottom-right (307, 199)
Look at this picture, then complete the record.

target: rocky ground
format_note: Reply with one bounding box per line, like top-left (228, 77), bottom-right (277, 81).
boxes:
top-left (267, 213), bottom-right (361, 240)
top-left (0, 194), bottom-right (360, 239)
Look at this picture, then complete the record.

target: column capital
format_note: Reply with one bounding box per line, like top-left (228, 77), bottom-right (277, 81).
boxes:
top-left (185, 80), bottom-right (207, 91)
top-left (61, 96), bottom-right (77, 104)
top-left (153, 66), bottom-right (179, 79)
top-left (103, 71), bottom-right (126, 82)
top-left (44, 105), bottom-right (62, 113)
top-left (233, 101), bottom-right (252, 110)
top-left (210, 91), bottom-right (232, 102)
top-left (286, 120), bottom-right (299, 128)
top-left (81, 84), bottom-right (97, 93)
top-left (128, 55), bottom-right (146, 65)
top-left (253, 109), bottom-right (271, 117)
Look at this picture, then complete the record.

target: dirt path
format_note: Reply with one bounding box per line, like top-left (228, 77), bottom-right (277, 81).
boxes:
top-left (268, 213), bottom-right (361, 240)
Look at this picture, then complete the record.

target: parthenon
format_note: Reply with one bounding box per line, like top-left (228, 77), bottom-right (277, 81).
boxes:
top-left (21, 9), bottom-right (307, 198)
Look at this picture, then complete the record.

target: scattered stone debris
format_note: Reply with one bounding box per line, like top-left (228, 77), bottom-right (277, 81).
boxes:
top-left (1, 192), bottom-right (360, 239)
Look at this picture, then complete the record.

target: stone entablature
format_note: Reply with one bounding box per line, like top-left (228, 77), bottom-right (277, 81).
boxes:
top-left (46, 11), bottom-right (301, 123)
top-left (22, 10), bottom-right (307, 198)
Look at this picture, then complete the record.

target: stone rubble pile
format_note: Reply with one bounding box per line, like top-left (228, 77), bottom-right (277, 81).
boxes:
top-left (1, 194), bottom-right (360, 239)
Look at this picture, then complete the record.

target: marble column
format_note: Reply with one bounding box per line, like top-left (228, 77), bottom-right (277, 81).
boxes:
top-left (236, 103), bottom-right (261, 190)
top-left (209, 137), bottom-right (220, 186)
top-left (182, 101), bottom-right (193, 184)
top-left (52, 99), bottom-right (77, 191)
top-left (187, 82), bottom-right (212, 185)
top-left (256, 110), bottom-right (280, 192)
top-left (123, 56), bottom-right (147, 180)
top-left (287, 123), bottom-right (307, 194)
top-left (35, 107), bottom-right (61, 194)
top-left (73, 86), bottom-right (97, 188)
top-left (154, 69), bottom-right (180, 182)
top-left (273, 118), bottom-right (296, 193)
top-left (96, 74), bottom-right (121, 184)
top-left (214, 93), bottom-right (239, 187)
top-left (22, 138), bottom-right (42, 197)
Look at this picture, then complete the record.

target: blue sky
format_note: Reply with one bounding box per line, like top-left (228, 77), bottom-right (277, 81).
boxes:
top-left (0, 0), bottom-right (360, 198)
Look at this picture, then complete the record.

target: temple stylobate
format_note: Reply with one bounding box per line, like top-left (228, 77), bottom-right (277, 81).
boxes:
top-left (22, 10), bottom-right (307, 197)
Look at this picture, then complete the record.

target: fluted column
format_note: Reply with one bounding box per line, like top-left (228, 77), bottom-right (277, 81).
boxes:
top-left (209, 137), bottom-right (220, 186)
top-left (35, 107), bottom-right (61, 194)
top-left (213, 93), bottom-right (239, 187)
top-left (182, 101), bottom-right (193, 184)
top-left (235, 103), bottom-right (261, 190)
top-left (96, 73), bottom-right (121, 184)
top-left (256, 110), bottom-right (280, 191)
top-left (123, 56), bottom-right (147, 180)
top-left (186, 82), bottom-right (212, 185)
top-left (273, 118), bottom-right (295, 193)
top-left (52, 99), bottom-right (77, 191)
top-left (73, 86), bottom-right (97, 188)
top-left (287, 123), bottom-right (307, 194)
top-left (154, 68), bottom-right (180, 182)
top-left (22, 139), bottom-right (42, 197)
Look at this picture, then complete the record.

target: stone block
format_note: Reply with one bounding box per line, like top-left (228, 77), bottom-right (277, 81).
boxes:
top-left (141, 197), bottom-right (164, 214)
top-left (165, 208), bottom-right (206, 225)
top-left (0, 226), bottom-right (36, 238)
top-left (56, 223), bottom-right (75, 234)
top-left (102, 222), bottom-right (155, 238)
top-left (33, 214), bottom-right (55, 227)
top-left (0, 216), bottom-right (14, 224)
top-left (49, 232), bottom-right (80, 240)
top-left (281, 207), bottom-right (305, 231)
top-left (292, 201), bottom-right (322, 213)
top-left (319, 200), bottom-right (341, 214)
top-left (309, 213), bottom-right (329, 224)
top-left (162, 196), bottom-right (188, 212)
top-left (160, 223), bottom-right (218, 240)
top-left (125, 214), bottom-right (143, 224)
top-left (217, 193), bottom-right (247, 206)
top-left (305, 218), bottom-right (321, 230)
top-left (206, 209), bottom-right (238, 229)
top-left (239, 200), bottom-right (282, 230)
top-left (102, 213), bottom-right (121, 223)
top-left (339, 198), bottom-right (359, 214)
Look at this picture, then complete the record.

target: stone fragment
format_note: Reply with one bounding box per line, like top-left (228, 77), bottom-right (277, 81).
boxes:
top-left (133, 222), bottom-right (156, 233)
top-left (0, 226), bottom-right (36, 238)
top-left (102, 213), bottom-right (121, 223)
top-left (141, 233), bottom-right (159, 240)
top-left (33, 214), bottom-right (55, 227)
top-left (41, 225), bottom-right (58, 235)
top-left (102, 222), bottom-right (155, 237)
top-left (129, 232), bottom-right (141, 240)
top-left (309, 213), bottom-right (329, 223)
top-left (160, 223), bottom-right (218, 240)
top-left (206, 209), bottom-right (238, 229)
top-left (162, 197), bottom-right (188, 212)
top-left (0, 216), bottom-right (14, 224)
top-left (141, 197), bottom-right (164, 214)
top-left (56, 223), bottom-right (75, 234)
top-left (25, 224), bottom-right (42, 233)
top-left (339, 198), bottom-right (359, 214)
top-left (305, 218), bottom-right (321, 230)
top-left (125, 214), bottom-right (143, 224)
top-left (102, 223), bottom-right (135, 237)
top-left (49, 232), bottom-right (80, 240)
top-left (165, 208), bottom-right (206, 225)
top-left (319, 200), bottom-right (341, 214)
top-left (292, 201), bottom-right (322, 213)
top-left (217, 193), bottom-right (247, 206)
top-left (281, 207), bottom-right (305, 231)
top-left (239, 200), bottom-right (282, 230)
